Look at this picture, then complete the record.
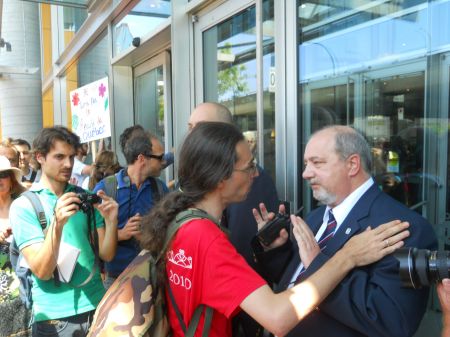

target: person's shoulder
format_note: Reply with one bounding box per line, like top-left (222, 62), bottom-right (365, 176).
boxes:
top-left (180, 218), bottom-right (223, 237)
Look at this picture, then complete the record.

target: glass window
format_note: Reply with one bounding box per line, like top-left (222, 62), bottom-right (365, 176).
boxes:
top-left (262, 0), bottom-right (276, 176)
top-left (63, 6), bottom-right (88, 47)
top-left (297, 2), bottom-right (450, 333)
top-left (113, 0), bottom-right (171, 56)
top-left (135, 66), bottom-right (165, 139)
top-left (203, 0), bottom-right (276, 178)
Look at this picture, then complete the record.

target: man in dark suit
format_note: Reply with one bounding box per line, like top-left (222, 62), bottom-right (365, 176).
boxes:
top-left (254, 125), bottom-right (437, 337)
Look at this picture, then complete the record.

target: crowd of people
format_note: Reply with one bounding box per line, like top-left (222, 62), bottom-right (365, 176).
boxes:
top-left (0, 102), bottom-right (449, 337)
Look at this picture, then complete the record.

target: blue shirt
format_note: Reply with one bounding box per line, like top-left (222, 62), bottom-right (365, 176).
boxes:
top-left (94, 168), bottom-right (168, 276)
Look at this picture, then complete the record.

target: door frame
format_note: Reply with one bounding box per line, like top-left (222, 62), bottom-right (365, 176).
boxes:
top-left (133, 51), bottom-right (173, 183)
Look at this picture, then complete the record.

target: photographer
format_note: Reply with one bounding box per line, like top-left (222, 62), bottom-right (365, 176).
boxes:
top-left (10, 126), bottom-right (118, 337)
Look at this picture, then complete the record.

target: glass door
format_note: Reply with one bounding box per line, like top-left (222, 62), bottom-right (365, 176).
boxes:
top-left (301, 76), bottom-right (354, 210)
top-left (361, 63), bottom-right (427, 212)
top-left (134, 52), bottom-right (173, 183)
top-left (194, 0), bottom-right (278, 180)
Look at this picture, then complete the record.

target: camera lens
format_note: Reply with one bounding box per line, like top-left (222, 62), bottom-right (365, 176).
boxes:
top-left (395, 247), bottom-right (450, 289)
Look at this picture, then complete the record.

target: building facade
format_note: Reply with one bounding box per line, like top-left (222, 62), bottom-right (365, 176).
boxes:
top-left (35, 0), bottom-right (450, 334)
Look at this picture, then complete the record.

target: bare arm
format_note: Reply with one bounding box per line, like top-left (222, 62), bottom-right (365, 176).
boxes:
top-left (21, 192), bottom-right (80, 280)
top-left (241, 219), bottom-right (410, 337)
top-left (94, 190), bottom-right (118, 261)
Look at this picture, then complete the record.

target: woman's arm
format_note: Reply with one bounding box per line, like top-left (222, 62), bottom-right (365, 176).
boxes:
top-left (241, 219), bottom-right (409, 337)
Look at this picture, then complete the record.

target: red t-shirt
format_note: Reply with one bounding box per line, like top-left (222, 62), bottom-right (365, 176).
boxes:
top-left (166, 218), bottom-right (266, 337)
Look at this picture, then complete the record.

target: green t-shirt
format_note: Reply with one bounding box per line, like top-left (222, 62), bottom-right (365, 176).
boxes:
top-left (10, 183), bottom-right (106, 322)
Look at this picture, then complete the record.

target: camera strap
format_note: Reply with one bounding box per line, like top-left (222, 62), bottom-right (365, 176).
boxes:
top-left (66, 202), bottom-right (100, 288)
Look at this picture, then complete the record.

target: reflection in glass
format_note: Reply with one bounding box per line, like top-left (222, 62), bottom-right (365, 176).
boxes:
top-left (134, 66), bottom-right (168, 181)
top-left (113, 0), bottom-right (171, 56)
top-left (297, 0), bottom-right (450, 82)
top-left (360, 73), bottom-right (425, 209)
top-left (262, 0), bottom-right (276, 177)
top-left (203, 0), bottom-right (276, 179)
top-left (63, 6), bottom-right (87, 47)
top-left (307, 83), bottom-right (354, 132)
top-left (203, 5), bottom-right (257, 147)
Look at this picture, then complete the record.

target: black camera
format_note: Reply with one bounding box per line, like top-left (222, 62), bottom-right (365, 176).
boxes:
top-left (76, 192), bottom-right (101, 213)
top-left (256, 213), bottom-right (291, 246)
top-left (394, 247), bottom-right (450, 289)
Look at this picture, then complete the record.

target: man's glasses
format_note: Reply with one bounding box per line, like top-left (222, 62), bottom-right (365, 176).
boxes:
top-left (0, 171), bottom-right (11, 179)
top-left (146, 153), bottom-right (165, 161)
top-left (234, 158), bottom-right (258, 175)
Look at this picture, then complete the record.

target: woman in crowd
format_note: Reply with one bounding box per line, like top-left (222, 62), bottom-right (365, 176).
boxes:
top-left (140, 121), bottom-right (409, 337)
top-left (83, 150), bottom-right (121, 191)
top-left (0, 155), bottom-right (29, 336)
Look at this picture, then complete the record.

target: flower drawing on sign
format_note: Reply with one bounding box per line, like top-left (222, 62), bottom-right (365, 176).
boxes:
top-left (167, 249), bottom-right (193, 269)
top-left (72, 93), bottom-right (80, 106)
top-left (99, 83), bottom-right (107, 97)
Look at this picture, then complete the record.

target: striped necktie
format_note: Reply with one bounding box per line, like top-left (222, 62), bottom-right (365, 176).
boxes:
top-left (318, 209), bottom-right (337, 250)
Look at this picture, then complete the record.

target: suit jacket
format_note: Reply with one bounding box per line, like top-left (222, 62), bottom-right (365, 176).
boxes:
top-left (257, 183), bottom-right (437, 337)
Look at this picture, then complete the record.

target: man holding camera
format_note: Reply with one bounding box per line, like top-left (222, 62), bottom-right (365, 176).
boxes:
top-left (254, 125), bottom-right (437, 337)
top-left (10, 126), bottom-right (118, 337)
top-left (94, 128), bottom-right (168, 289)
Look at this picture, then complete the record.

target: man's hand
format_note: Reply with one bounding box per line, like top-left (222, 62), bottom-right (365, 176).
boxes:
top-left (253, 202), bottom-right (288, 249)
top-left (54, 192), bottom-right (80, 229)
top-left (0, 226), bottom-right (11, 243)
top-left (118, 213), bottom-right (142, 241)
top-left (95, 190), bottom-right (118, 225)
top-left (291, 215), bottom-right (320, 268)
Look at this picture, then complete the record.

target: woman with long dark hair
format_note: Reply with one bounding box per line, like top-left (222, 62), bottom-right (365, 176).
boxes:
top-left (140, 122), bottom-right (409, 337)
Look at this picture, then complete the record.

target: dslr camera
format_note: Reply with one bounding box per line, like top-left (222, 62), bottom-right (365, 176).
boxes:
top-left (395, 247), bottom-right (450, 289)
top-left (76, 192), bottom-right (101, 213)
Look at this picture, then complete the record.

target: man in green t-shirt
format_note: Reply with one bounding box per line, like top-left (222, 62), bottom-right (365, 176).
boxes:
top-left (10, 126), bottom-right (118, 337)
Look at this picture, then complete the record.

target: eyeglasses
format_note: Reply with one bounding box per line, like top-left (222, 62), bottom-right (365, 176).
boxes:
top-left (234, 159), bottom-right (258, 175)
top-left (146, 153), bottom-right (165, 161)
top-left (0, 171), bottom-right (11, 179)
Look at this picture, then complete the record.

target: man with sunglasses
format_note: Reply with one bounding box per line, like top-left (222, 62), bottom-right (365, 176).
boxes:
top-left (93, 129), bottom-right (168, 288)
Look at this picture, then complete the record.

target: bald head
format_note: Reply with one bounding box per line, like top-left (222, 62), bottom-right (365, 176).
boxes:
top-left (188, 102), bottom-right (233, 131)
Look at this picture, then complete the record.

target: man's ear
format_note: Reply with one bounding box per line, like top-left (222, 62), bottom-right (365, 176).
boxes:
top-left (347, 154), bottom-right (361, 177)
top-left (35, 152), bottom-right (45, 165)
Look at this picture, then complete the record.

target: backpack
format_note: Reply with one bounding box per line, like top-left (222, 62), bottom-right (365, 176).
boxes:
top-left (102, 172), bottom-right (166, 204)
top-left (87, 208), bottom-right (218, 337)
top-left (9, 191), bottom-right (48, 310)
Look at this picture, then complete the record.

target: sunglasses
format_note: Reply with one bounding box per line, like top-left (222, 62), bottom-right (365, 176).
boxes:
top-left (146, 153), bottom-right (165, 161)
top-left (0, 171), bottom-right (11, 179)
